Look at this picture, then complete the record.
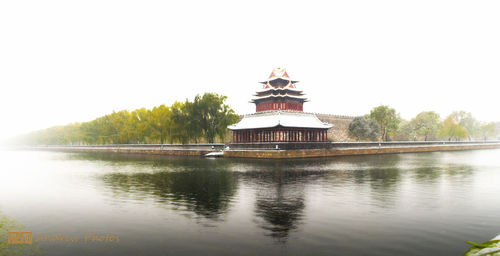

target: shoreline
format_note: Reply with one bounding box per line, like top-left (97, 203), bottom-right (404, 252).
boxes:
top-left (16, 141), bottom-right (500, 159)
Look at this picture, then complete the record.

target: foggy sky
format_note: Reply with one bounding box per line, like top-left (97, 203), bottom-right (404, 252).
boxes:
top-left (1, 0), bottom-right (499, 141)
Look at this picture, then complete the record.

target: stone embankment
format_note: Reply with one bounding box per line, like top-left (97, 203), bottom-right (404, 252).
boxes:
top-left (225, 141), bottom-right (500, 159)
top-left (33, 144), bottom-right (224, 156)
top-left (28, 141), bottom-right (500, 159)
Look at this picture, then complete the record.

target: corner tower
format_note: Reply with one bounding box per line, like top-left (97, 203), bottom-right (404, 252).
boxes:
top-left (228, 68), bottom-right (332, 144)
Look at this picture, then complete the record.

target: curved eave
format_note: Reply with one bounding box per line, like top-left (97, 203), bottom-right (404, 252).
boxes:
top-left (228, 111), bottom-right (332, 130)
top-left (250, 95), bottom-right (309, 102)
top-left (253, 91), bottom-right (305, 97)
top-left (255, 87), bottom-right (304, 93)
top-left (259, 79), bottom-right (300, 84)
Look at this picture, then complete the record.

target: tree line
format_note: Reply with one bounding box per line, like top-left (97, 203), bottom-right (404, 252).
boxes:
top-left (18, 93), bottom-right (239, 145)
top-left (349, 105), bottom-right (499, 142)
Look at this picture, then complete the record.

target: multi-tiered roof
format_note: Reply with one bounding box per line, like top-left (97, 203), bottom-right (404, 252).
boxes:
top-left (251, 67), bottom-right (308, 112)
top-left (228, 68), bottom-right (332, 141)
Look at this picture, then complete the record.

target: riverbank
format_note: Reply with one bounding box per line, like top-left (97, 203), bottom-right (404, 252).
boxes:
top-left (20, 141), bottom-right (500, 159)
top-left (225, 142), bottom-right (500, 158)
top-left (25, 144), bottom-right (225, 156)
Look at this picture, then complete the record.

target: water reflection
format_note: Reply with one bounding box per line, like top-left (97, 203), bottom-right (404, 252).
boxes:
top-left (243, 168), bottom-right (329, 242)
top-left (85, 153), bottom-right (239, 220)
top-left (251, 170), bottom-right (306, 241)
top-left (91, 153), bottom-right (331, 240)
top-left (36, 150), bottom-right (500, 256)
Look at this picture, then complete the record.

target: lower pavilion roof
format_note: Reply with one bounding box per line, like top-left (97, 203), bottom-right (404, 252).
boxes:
top-left (228, 111), bottom-right (333, 130)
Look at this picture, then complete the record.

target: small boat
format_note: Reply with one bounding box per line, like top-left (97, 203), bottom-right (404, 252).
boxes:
top-left (204, 151), bottom-right (224, 158)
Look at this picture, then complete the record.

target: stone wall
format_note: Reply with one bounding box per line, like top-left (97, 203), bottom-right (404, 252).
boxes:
top-left (315, 114), bottom-right (356, 142)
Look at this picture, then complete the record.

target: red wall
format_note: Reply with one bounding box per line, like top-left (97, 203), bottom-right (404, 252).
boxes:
top-left (256, 101), bottom-right (303, 112)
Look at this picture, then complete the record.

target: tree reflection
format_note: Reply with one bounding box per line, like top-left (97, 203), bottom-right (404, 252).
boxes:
top-left (327, 154), bottom-right (404, 208)
top-left (94, 154), bottom-right (239, 220)
top-left (103, 169), bottom-right (238, 219)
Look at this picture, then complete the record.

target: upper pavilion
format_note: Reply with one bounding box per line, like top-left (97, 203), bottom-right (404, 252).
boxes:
top-left (251, 67), bottom-right (308, 112)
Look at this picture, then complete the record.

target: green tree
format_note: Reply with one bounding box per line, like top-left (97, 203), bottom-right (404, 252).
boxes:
top-left (409, 111), bottom-right (441, 141)
top-left (185, 99), bottom-right (204, 143)
top-left (396, 120), bottom-right (417, 141)
top-left (479, 122), bottom-right (497, 140)
top-left (194, 93), bottom-right (239, 143)
top-left (438, 115), bottom-right (467, 141)
top-left (348, 116), bottom-right (380, 141)
top-left (15, 93), bottom-right (240, 145)
top-left (368, 105), bottom-right (401, 141)
top-left (150, 105), bottom-right (171, 144)
top-left (451, 111), bottom-right (479, 140)
top-left (129, 108), bottom-right (152, 143)
top-left (170, 101), bottom-right (191, 144)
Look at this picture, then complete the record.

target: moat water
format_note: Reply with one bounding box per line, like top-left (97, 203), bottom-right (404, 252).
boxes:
top-left (1, 149), bottom-right (499, 256)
